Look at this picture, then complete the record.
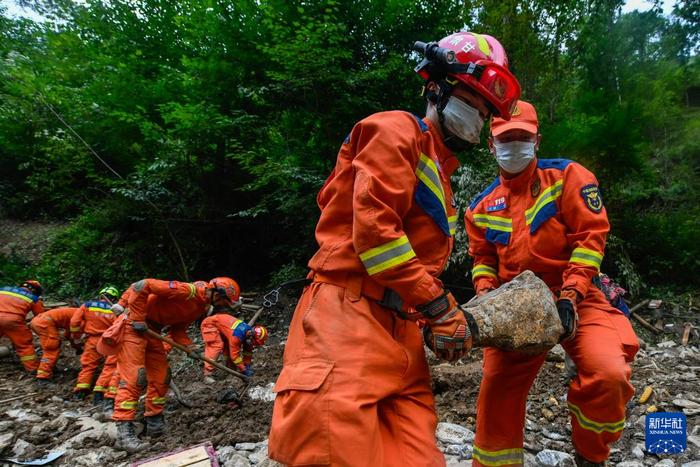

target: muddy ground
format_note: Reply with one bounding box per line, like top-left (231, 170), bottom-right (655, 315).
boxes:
top-left (0, 293), bottom-right (698, 466)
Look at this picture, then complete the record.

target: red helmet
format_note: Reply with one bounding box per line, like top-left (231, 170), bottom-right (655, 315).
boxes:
top-left (208, 277), bottom-right (240, 303)
top-left (251, 325), bottom-right (268, 346)
top-left (21, 280), bottom-right (43, 296)
top-left (415, 32), bottom-right (521, 119)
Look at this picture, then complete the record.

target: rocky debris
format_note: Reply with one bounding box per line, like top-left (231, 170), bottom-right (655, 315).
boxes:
top-left (546, 345), bottom-right (566, 362)
top-left (463, 270), bottom-right (562, 353)
top-left (11, 438), bottom-right (35, 458)
top-left (653, 460), bottom-right (675, 467)
top-left (218, 445), bottom-right (251, 467)
top-left (535, 449), bottom-right (575, 466)
top-left (6, 409), bottom-right (42, 423)
top-left (247, 383), bottom-right (276, 402)
top-left (617, 462), bottom-right (644, 467)
top-left (436, 422), bottom-right (475, 445)
top-left (0, 432), bottom-right (15, 452)
top-left (71, 447), bottom-right (126, 466)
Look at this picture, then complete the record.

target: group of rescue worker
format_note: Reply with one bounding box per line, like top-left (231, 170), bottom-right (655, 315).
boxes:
top-left (0, 277), bottom-right (269, 453)
top-left (265, 31), bottom-right (640, 467)
top-left (1, 29), bottom-right (640, 466)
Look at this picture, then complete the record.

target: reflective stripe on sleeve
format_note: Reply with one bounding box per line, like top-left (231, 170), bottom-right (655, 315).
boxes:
top-left (359, 236), bottom-right (417, 276)
top-left (473, 214), bottom-right (513, 232)
top-left (448, 214), bottom-right (458, 236)
top-left (569, 247), bottom-right (603, 270)
top-left (472, 264), bottom-right (497, 280)
top-left (0, 290), bottom-right (34, 303)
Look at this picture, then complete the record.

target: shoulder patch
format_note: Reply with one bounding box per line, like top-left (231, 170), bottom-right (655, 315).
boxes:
top-left (580, 184), bottom-right (603, 213)
top-left (537, 158), bottom-right (573, 171)
top-left (412, 114), bottom-right (429, 132)
top-left (469, 177), bottom-right (501, 211)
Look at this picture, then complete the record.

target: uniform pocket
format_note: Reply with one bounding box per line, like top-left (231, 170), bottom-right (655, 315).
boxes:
top-left (270, 359), bottom-right (335, 465)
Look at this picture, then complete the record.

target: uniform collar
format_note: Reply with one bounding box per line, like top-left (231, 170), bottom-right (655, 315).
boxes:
top-left (499, 158), bottom-right (538, 191)
top-left (423, 117), bottom-right (460, 176)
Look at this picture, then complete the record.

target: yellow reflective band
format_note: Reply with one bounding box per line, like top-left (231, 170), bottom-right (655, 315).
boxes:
top-left (568, 402), bottom-right (625, 433)
top-left (359, 236), bottom-right (417, 276)
top-left (472, 264), bottom-right (497, 279)
top-left (472, 445), bottom-right (524, 466)
top-left (416, 154), bottom-right (446, 211)
top-left (88, 306), bottom-right (113, 314)
top-left (471, 33), bottom-right (492, 57)
top-left (525, 179), bottom-right (563, 225)
top-left (20, 354), bottom-right (37, 361)
top-left (448, 214), bottom-right (458, 236)
top-left (569, 247), bottom-right (604, 270)
top-left (76, 383), bottom-right (91, 389)
top-left (151, 396), bottom-right (167, 405)
top-left (36, 370), bottom-right (49, 375)
top-left (233, 356), bottom-right (244, 365)
top-left (187, 283), bottom-right (197, 300)
top-left (69, 327), bottom-right (81, 332)
top-left (93, 386), bottom-right (106, 392)
top-left (0, 291), bottom-right (34, 303)
top-left (231, 319), bottom-right (243, 330)
top-left (473, 213), bottom-right (513, 232)
top-left (108, 386), bottom-right (118, 393)
top-left (119, 400), bottom-right (138, 409)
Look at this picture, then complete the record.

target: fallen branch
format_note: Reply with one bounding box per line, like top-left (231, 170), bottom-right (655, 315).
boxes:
top-left (631, 311), bottom-right (661, 334)
top-left (0, 392), bottom-right (38, 404)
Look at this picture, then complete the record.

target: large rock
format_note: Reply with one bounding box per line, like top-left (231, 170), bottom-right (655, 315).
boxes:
top-left (11, 439), bottom-right (34, 458)
top-left (436, 423), bottom-right (475, 445)
top-left (5, 409), bottom-right (42, 423)
top-left (462, 271), bottom-right (562, 354)
top-left (535, 449), bottom-right (575, 466)
top-left (0, 432), bottom-right (14, 453)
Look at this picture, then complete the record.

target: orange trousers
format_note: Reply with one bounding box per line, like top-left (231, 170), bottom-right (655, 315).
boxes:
top-left (30, 315), bottom-right (62, 379)
top-left (113, 327), bottom-right (169, 421)
top-left (74, 336), bottom-right (117, 392)
top-left (472, 288), bottom-right (639, 465)
top-left (0, 313), bottom-right (38, 371)
top-left (268, 282), bottom-right (444, 467)
top-left (105, 365), bottom-right (119, 400)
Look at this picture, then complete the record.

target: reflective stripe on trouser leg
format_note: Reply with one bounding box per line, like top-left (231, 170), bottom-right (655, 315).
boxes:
top-left (94, 353), bottom-right (118, 392)
top-left (268, 282), bottom-right (444, 467)
top-left (473, 348), bottom-right (548, 467)
top-left (113, 327), bottom-right (148, 421)
top-left (562, 289), bottom-right (639, 463)
top-left (37, 331), bottom-right (61, 379)
top-left (1, 316), bottom-right (40, 371)
top-left (74, 336), bottom-right (102, 391)
top-left (144, 333), bottom-right (169, 417)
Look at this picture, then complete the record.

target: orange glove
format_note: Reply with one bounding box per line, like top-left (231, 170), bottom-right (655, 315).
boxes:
top-left (417, 292), bottom-right (473, 362)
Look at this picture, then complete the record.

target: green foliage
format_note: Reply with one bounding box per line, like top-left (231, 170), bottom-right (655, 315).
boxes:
top-left (0, 0), bottom-right (698, 297)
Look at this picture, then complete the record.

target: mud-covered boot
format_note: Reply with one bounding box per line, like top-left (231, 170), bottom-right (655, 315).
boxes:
top-left (145, 413), bottom-right (165, 438)
top-left (103, 397), bottom-right (115, 419)
top-left (72, 389), bottom-right (89, 401)
top-left (575, 453), bottom-right (606, 467)
top-left (115, 421), bottom-right (145, 453)
top-left (92, 391), bottom-right (105, 406)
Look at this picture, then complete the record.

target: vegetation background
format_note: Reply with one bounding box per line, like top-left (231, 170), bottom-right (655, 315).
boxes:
top-left (0, 0), bottom-right (698, 300)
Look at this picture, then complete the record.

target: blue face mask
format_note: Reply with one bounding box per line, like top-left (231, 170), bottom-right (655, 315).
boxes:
top-left (493, 140), bottom-right (536, 173)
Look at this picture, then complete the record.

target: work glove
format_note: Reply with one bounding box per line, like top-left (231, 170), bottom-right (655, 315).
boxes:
top-left (243, 366), bottom-right (254, 377)
top-left (132, 321), bottom-right (148, 333)
top-left (417, 292), bottom-right (472, 362)
top-left (111, 304), bottom-right (125, 315)
top-left (556, 298), bottom-right (577, 341)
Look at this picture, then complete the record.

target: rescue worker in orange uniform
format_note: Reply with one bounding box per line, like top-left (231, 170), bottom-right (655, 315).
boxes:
top-left (30, 305), bottom-right (80, 382)
top-left (113, 276), bottom-right (240, 453)
top-left (268, 32), bottom-right (521, 466)
top-left (201, 312), bottom-right (268, 383)
top-left (464, 101), bottom-right (639, 467)
top-left (0, 280), bottom-right (44, 371)
top-left (70, 286), bottom-right (120, 404)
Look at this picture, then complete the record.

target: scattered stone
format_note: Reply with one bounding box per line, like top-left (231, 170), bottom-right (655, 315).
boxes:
top-left (445, 457), bottom-right (471, 466)
top-left (653, 460), bottom-right (675, 467)
top-left (225, 453), bottom-right (252, 467)
top-left (5, 409), bottom-right (41, 423)
top-left (248, 383), bottom-right (276, 402)
top-left (72, 447), bottom-right (124, 467)
top-left (256, 460), bottom-right (282, 467)
top-left (656, 341), bottom-right (676, 348)
top-left (547, 345), bottom-right (566, 362)
top-left (616, 462), bottom-right (644, 467)
top-left (11, 438), bottom-right (34, 458)
top-left (248, 445), bottom-right (269, 464)
top-left (29, 425), bottom-right (43, 436)
top-left (541, 407), bottom-right (555, 421)
top-left (535, 449), bottom-right (575, 466)
top-left (436, 423), bottom-right (475, 445)
top-left (235, 442), bottom-right (259, 451)
top-left (679, 372), bottom-right (697, 382)
top-left (631, 443), bottom-right (645, 459)
top-left (525, 418), bottom-right (537, 431)
top-left (682, 462), bottom-right (700, 467)
top-left (541, 428), bottom-right (566, 441)
top-left (50, 396), bottom-right (62, 403)
top-left (688, 434), bottom-right (700, 449)
top-left (0, 420), bottom-right (12, 432)
top-left (0, 432), bottom-right (14, 452)
top-left (216, 445), bottom-right (239, 466)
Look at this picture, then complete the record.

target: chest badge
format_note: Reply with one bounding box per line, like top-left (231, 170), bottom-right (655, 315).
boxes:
top-left (486, 196), bottom-right (507, 212)
top-left (531, 178), bottom-right (541, 198)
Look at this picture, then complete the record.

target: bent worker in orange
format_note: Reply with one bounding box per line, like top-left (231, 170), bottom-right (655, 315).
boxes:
top-left (464, 100), bottom-right (639, 466)
top-left (30, 305), bottom-right (81, 383)
top-left (112, 276), bottom-right (240, 453)
top-left (201, 310), bottom-right (268, 383)
top-left (0, 280), bottom-right (44, 372)
top-left (70, 286), bottom-right (120, 404)
top-left (268, 32), bottom-right (521, 466)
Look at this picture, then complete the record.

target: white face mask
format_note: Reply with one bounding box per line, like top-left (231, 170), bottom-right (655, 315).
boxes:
top-left (442, 97), bottom-right (484, 144)
top-left (493, 140), bottom-right (536, 174)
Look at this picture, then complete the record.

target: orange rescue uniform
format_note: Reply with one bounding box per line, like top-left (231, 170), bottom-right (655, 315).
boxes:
top-left (465, 158), bottom-right (639, 465)
top-left (70, 300), bottom-right (117, 393)
top-left (30, 306), bottom-right (77, 379)
top-left (269, 111), bottom-right (459, 466)
top-left (0, 286), bottom-right (44, 371)
top-left (113, 279), bottom-right (209, 421)
top-left (201, 314), bottom-right (252, 374)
